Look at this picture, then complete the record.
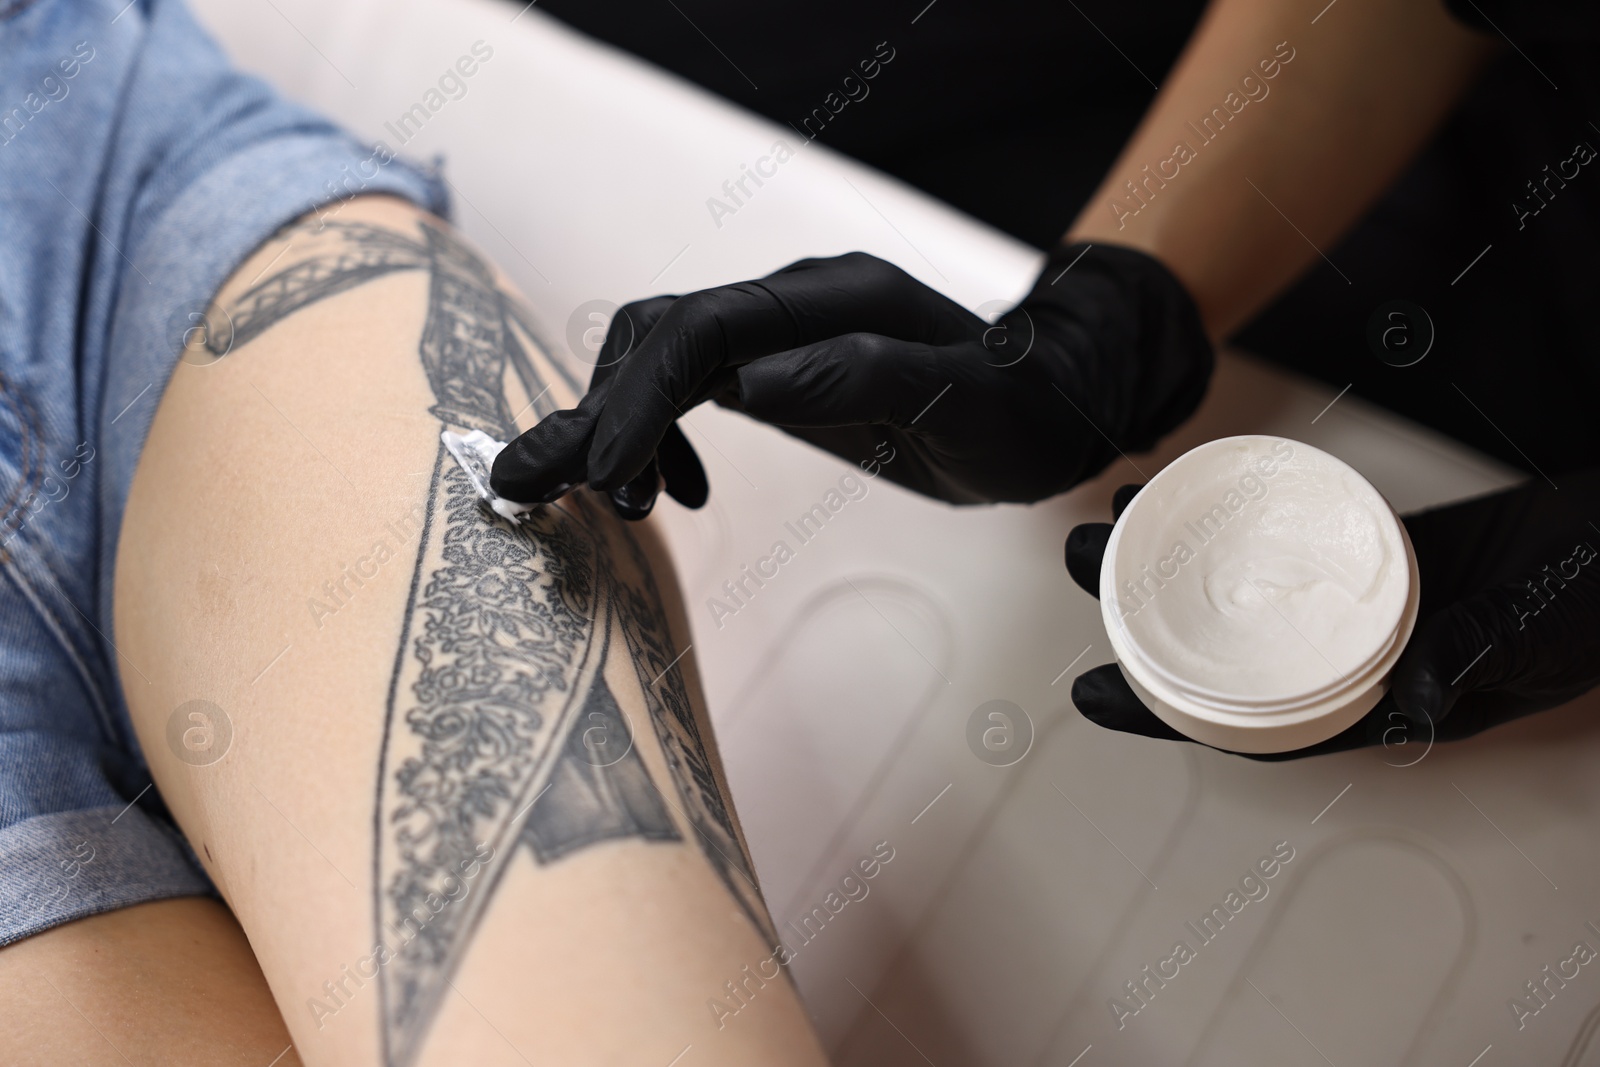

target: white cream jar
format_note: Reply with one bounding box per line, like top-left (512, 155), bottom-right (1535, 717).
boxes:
top-left (1099, 436), bottom-right (1419, 753)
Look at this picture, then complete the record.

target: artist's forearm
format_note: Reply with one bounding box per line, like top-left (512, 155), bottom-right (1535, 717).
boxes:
top-left (1067, 0), bottom-right (1494, 338)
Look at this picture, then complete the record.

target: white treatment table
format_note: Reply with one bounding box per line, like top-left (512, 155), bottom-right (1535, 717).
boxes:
top-left (188, 1), bottom-right (1600, 1062)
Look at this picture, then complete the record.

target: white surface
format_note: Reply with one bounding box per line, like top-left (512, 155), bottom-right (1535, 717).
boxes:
top-left (190, 1), bottom-right (1600, 1063)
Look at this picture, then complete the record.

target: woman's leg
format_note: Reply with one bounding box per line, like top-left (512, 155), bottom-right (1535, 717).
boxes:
top-left (0, 898), bottom-right (301, 1066)
top-left (112, 195), bottom-right (826, 1067)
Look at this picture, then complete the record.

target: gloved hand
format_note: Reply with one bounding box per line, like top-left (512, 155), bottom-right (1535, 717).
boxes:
top-left (1064, 470), bottom-right (1600, 760)
top-left (490, 245), bottom-right (1214, 517)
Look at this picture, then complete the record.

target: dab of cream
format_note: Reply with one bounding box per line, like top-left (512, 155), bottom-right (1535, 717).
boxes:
top-left (1100, 436), bottom-right (1418, 752)
top-left (441, 429), bottom-right (538, 522)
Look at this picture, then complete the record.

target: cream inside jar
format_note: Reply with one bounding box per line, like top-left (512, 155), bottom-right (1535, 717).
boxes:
top-left (1099, 436), bottom-right (1419, 753)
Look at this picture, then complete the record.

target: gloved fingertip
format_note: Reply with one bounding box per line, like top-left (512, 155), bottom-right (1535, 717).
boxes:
top-left (585, 430), bottom-right (647, 493)
top-left (1390, 661), bottom-right (1447, 729)
top-left (534, 481), bottom-right (579, 505)
top-left (658, 425), bottom-right (709, 509)
top-left (1064, 523), bottom-right (1112, 597)
top-left (1111, 484), bottom-right (1144, 519)
top-left (1071, 665), bottom-right (1195, 745)
top-left (608, 486), bottom-right (659, 521)
top-left (607, 464), bottom-right (662, 521)
top-left (1069, 665), bottom-right (1131, 722)
top-left (488, 443), bottom-right (527, 499)
top-left (1072, 701), bottom-right (1126, 733)
top-left (490, 410), bottom-right (593, 502)
top-left (490, 448), bottom-right (575, 504)
top-left (664, 479), bottom-right (709, 510)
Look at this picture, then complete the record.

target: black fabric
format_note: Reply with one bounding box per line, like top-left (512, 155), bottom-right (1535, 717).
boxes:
top-left (529, 0), bottom-right (1600, 478)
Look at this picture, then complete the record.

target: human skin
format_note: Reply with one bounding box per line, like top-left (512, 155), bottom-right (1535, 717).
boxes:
top-left (0, 897), bottom-right (305, 1066)
top-left (0, 3), bottom-right (1499, 1062)
top-left (0, 195), bottom-right (827, 1067)
top-left (1068, 0), bottom-right (1496, 340)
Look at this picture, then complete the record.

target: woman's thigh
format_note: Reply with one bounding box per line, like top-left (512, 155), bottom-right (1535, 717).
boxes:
top-left (113, 195), bottom-right (825, 1067)
top-left (0, 897), bottom-right (300, 1067)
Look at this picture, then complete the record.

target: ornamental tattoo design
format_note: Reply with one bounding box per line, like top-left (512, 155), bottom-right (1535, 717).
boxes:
top-left (220, 215), bottom-right (770, 1067)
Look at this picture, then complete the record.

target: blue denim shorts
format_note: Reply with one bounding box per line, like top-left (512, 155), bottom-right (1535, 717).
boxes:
top-left (0, 0), bottom-right (446, 947)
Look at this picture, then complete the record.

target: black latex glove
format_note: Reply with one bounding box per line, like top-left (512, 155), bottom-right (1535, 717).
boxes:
top-left (490, 244), bottom-right (1214, 516)
top-left (1064, 470), bottom-right (1600, 761)
top-left (506, 296), bottom-right (709, 520)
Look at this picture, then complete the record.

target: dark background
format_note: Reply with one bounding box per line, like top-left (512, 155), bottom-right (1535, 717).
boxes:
top-left (533, 0), bottom-right (1600, 482)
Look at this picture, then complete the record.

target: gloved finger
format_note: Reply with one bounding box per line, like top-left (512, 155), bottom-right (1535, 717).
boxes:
top-left (587, 296), bottom-right (677, 388)
top-left (491, 405), bottom-right (597, 504)
top-left (586, 254), bottom-right (977, 490)
top-left (1386, 579), bottom-right (1574, 731)
top-left (1065, 523), bottom-right (1112, 598)
top-left (730, 333), bottom-right (944, 429)
top-left (757, 252), bottom-right (978, 344)
top-left (1071, 664), bottom-right (1191, 742)
top-left (1388, 611), bottom-right (1484, 731)
top-left (1064, 486), bottom-right (1143, 597)
top-left (1392, 580), bottom-right (1541, 731)
top-left (608, 455), bottom-right (662, 521)
top-left (583, 282), bottom-right (781, 491)
top-left (598, 295), bottom-right (715, 514)
top-left (657, 422), bottom-right (708, 509)
top-left (1111, 483), bottom-right (1143, 519)
top-left (595, 298), bottom-right (687, 518)
top-left (493, 297), bottom-right (673, 504)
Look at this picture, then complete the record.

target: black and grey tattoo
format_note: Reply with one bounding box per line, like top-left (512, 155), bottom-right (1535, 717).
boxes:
top-left (220, 215), bottom-right (770, 1066)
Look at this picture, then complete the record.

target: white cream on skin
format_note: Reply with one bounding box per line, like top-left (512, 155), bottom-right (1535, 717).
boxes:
top-left (1100, 436), bottom-right (1418, 751)
top-left (441, 429), bottom-right (538, 522)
